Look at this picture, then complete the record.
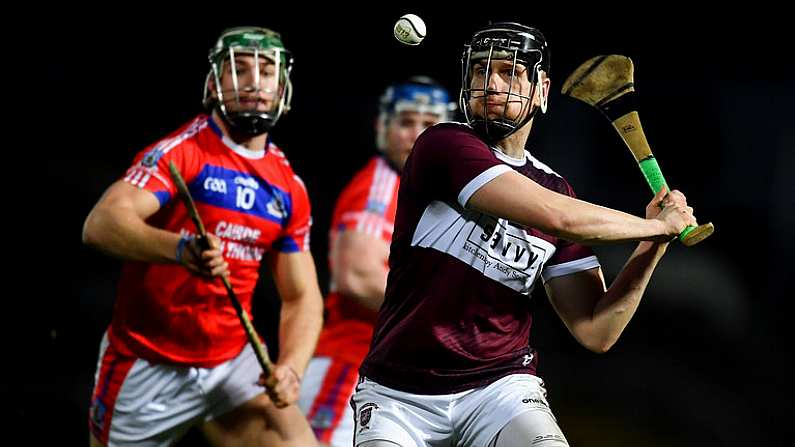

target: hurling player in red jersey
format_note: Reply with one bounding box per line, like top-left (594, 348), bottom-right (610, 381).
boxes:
top-left (82, 27), bottom-right (322, 447)
top-left (297, 77), bottom-right (454, 447)
top-left (352, 23), bottom-right (701, 447)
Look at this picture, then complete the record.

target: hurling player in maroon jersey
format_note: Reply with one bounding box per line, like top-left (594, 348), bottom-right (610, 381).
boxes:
top-left (353, 23), bottom-right (699, 447)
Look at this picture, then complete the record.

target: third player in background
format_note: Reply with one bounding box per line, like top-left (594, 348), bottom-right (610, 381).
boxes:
top-left (297, 77), bottom-right (455, 446)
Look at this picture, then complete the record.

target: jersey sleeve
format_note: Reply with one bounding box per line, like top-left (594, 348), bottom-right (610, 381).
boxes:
top-left (337, 180), bottom-right (371, 232)
top-left (123, 137), bottom-right (199, 208)
top-left (272, 174), bottom-right (312, 253)
top-left (541, 180), bottom-right (600, 283)
top-left (336, 161), bottom-right (395, 239)
top-left (406, 124), bottom-right (512, 208)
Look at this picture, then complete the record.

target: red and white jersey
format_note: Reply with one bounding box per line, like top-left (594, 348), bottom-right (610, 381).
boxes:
top-left (360, 123), bottom-right (600, 394)
top-left (108, 114), bottom-right (311, 367)
top-left (314, 156), bottom-right (400, 365)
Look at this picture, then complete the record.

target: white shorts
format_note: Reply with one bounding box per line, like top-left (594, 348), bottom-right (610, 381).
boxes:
top-left (351, 374), bottom-right (563, 447)
top-left (89, 332), bottom-right (264, 446)
top-left (298, 356), bottom-right (359, 447)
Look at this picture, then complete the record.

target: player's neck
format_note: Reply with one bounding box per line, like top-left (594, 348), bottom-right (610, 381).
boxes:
top-left (234, 132), bottom-right (269, 152)
top-left (211, 111), bottom-right (269, 151)
top-left (495, 119), bottom-right (533, 159)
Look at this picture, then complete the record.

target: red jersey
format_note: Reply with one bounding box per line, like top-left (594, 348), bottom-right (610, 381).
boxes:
top-left (108, 114), bottom-right (311, 367)
top-left (314, 156), bottom-right (399, 365)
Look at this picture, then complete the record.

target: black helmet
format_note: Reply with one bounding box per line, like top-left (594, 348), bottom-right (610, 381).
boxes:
top-left (460, 22), bottom-right (550, 142)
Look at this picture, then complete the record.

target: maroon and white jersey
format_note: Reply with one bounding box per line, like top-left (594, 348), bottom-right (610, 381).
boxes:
top-left (359, 123), bottom-right (600, 394)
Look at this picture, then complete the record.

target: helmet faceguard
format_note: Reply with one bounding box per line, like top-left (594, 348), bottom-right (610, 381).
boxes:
top-left (461, 22), bottom-right (550, 142)
top-left (203, 26), bottom-right (294, 137)
top-left (376, 76), bottom-right (456, 151)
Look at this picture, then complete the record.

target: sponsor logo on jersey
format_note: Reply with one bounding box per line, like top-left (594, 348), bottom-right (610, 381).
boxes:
top-left (214, 221), bottom-right (265, 261)
top-left (203, 177), bottom-right (228, 194)
top-left (412, 202), bottom-right (555, 296)
top-left (267, 197), bottom-right (286, 219)
top-left (141, 148), bottom-right (165, 168)
top-left (478, 218), bottom-right (539, 271)
top-left (234, 176), bottom-right (260, 189)
top-left (522, 353), bottom-right (534, 366)
top-left (215, 221), bottom-right (261, 243)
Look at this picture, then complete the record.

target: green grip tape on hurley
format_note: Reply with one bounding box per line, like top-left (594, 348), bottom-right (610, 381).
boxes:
top-left (638, 156), bottom-right (667, 194)
top-left (637, 156), bottom-right (695, 241)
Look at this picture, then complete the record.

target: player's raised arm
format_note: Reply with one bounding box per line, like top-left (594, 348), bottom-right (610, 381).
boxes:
top-left (468, 170), bottom-right (695, 244)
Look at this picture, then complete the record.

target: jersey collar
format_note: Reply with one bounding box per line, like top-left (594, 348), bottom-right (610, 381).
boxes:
top-left (491, 146), bottom-right (528, 166)
top-left (207, 116), bottom-right (268, 159)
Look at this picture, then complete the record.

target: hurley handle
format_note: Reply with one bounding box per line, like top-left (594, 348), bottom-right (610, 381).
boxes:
top-left (637, 157), bottom-right (714, 246)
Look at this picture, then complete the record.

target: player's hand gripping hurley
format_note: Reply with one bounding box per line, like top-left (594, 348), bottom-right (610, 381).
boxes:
top-left (168, 162), bottom-right (278, 388)
top-left (562, 55), bottom-right (714, 246)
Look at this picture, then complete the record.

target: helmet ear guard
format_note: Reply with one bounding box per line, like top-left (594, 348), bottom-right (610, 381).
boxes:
top-left (537, 65), bottom-right (548, 114)
top-left (460, 22), bottom-right (550, 142)
top-left (203, 26), bottom-right (294, 137)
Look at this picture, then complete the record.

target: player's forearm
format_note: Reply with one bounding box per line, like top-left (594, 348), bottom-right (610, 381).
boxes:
top-left (83, 205), bottom-right (179, 263)
top-left (277, 290), bottom-right (323, 376)
top-left (586, 241), bottom-right (668, 352)
top-left (335, 266), bottom-right (388, 311)
top-left (539, 196), bottom-right (668, 244)
top-left (470, 171), bottom-right (670, 244)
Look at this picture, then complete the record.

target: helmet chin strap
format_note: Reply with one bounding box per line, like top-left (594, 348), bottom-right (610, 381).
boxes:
top-left (217, 104), bottom-right (274, 137)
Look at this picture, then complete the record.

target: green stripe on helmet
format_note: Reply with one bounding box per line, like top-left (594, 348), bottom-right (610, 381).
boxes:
top-left (210, 26), bottom-right (289, 66)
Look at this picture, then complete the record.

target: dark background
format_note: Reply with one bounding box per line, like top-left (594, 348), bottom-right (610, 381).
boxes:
top-left (14, 5), bottom-right (793, 446)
